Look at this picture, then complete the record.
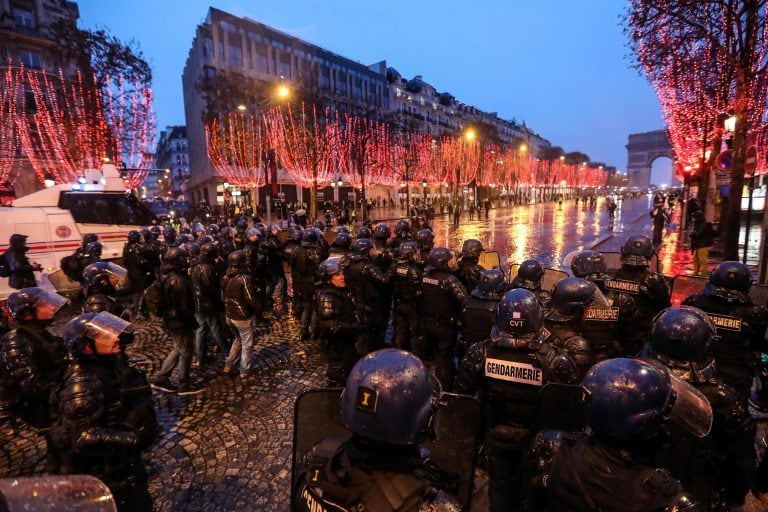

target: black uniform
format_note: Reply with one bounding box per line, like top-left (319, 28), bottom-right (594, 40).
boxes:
top-left (455, 333), bottom-right (579, 512)
top-left (683, 292), bottom-right (768, 400)
top-left (0, 323), bottom-right (65, 426)
top-left (289, 245), bottom-right (323, 338)
top-left (509, 277), bottom-right (551, 308)
top-left (4, 241), bottom-right (38, 289)
top-left (461, 292), bottom-right (499, 347)
top-left (456, 257), bottom-right (484, 293)
top-left (608, 266), bottom-right (670, 350)
top-left (264, 234), bottom-right (288, 310)
top-left (420, 268), bottom-right (466, 390)
top-left (391, 257), bottom-right (422, 351)
top-left (543, 319), bottom-right (595, 380)
top-left (49, 355), bottom-right (156, 511)
top-left (293, 436), bottom-right (461, 512)
top-left (346, 254), bottom-right (392, 353)
top-left (580, 281), bottom-right (643, 360)
top-left (314, 284), bottom-right (361, 385)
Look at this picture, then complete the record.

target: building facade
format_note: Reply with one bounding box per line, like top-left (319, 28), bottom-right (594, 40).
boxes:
top-left (150, 125), bottom-right (189, 200)
top-left (182, 7), bottom-right (551, 208)
top-left (0, 0), bottom-right (80, 198)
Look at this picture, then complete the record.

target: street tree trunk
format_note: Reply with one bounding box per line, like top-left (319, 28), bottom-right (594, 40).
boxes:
top-left (723, 82), bottom-right (749, 261)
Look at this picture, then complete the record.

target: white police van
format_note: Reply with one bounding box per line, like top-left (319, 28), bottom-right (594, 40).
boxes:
top-left (0, 164), bottom-right (156, 300)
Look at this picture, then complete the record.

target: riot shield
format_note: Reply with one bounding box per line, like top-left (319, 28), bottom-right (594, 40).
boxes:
top-left (46, 270), bottom-right (83, 298)
top-left (597, 251), bottom-right (660, 274)
top-left (509, 264), bottom-right (568, 293)
top-left (478, 250), bottom-right (501, 270)
top-left (0, 475), bottom-right (116, 511)
top-left (670, 275), bottom-right (707, 307)
top-left (533, 383), bottom-right (589, 433)
top-left (292, 389), bottom-right (482, 510)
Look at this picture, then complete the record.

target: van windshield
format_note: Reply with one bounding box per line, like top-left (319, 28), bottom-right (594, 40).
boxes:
top-left (59, 192), bottom-right (157, 226)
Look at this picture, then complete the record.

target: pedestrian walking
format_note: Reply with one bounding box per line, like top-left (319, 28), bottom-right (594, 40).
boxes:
top-left (221, 250), bottom-right (261, 377)
top-left (689, 211), bottom-right (716, 277)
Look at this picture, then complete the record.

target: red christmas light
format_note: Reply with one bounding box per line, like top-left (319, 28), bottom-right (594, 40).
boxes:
top-left (206, 113), bottom-right (267, 188)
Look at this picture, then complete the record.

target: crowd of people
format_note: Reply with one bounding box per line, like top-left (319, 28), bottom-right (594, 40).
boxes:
top-left (1, 207), bottom-right (768, 510)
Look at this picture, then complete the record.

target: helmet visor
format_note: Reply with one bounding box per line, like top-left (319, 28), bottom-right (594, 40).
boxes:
top-left (665, 370), bottom-right (713, 438)
top-left (88, 311), bottom-right (133, 339)
top-left (37, 290), bottom-right (68, 313)
top-left (103, 262), bottom-right (127, 285)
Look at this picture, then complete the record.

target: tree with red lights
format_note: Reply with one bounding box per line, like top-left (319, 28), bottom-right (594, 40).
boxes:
top-left (627, 0), bottom-right (768, 260)
top-left (205, 113), bottom-right (267, 197)
top-left (0, 65), bottom-right (22, 193)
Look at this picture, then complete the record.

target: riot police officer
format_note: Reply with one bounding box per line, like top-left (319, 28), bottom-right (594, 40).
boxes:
top-left (346, 238), bottom-right (392, 353)
top-left (455, 288), bottom-right (579, 512)
top-left (421, 247), bottom-right (466, 390)
top-left (162, 225), bottom-right (179, 252)
top-left (387, 218), bottom-right (411, 251)
top-left (641, 306), bottom-right (756, 509)
top-left (543, 277), bottom-right (597, 379)
top-left (456, 239), bottom-right (485, 292)
top-left (49, 312), bottom-right (156, 512)
top-left (217, 227), bottom-right (237, 261)
top-left (510, 259), bottom-right (551, 307)
top-left (462, 268), bottom-right (506, 348)
top-left (81, 262), bottom-right (129, 317)
top-left (123, 230), bottom-right (151, 320)
top-left (570, 250), bottom-right (642, 359)
top-left (3, 234), bottom-right (41, 289)
top-left (191, 243), bottom-right (229, 365)
top-left (608, 234), bottom-right (671, 341)
top-left (391, 242), bottom-right (422, 351)
top-left (264, 224), bottom-right (288, 312)
top-left (288, 229), bottom-right (324, 340)
top-left (0, 288), bottom-right (67, 425)
top-left (682, 261), bottom-right (768, 402)
top-left (328, 231), bottom-right (352, 258)
top-left (521, 357), bottom-right (708, 512)
top-left (371, 222), bottom-right (391, 254)
top-left (243, 227), bottom-right (269, 312)
top-left (314, 257), bottom-right (361, 385)
top-left (293, 349), bottom-right (462, 511)
top-left (415, 228), bottom-right (434, 267)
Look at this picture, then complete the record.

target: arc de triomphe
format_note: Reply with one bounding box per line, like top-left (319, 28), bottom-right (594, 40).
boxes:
top-left (626, 129), bottom-right (678, 188)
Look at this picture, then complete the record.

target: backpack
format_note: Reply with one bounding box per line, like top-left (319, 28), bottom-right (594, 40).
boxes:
top-left (143, 274), bottom-right (169, 317)
top-left (0, 252), bottom-right (9, 278)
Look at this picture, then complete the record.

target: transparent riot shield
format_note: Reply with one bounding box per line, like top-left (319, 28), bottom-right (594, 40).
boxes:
top-left (46, 270), bottom-right (83, 298)
top-left (478, 250), bottom-right (501, 271)
top-left (670, 275), bottom-right (708, 307)
top-left (292, 389), bottom-right (481, 510)
top-left (0, 475), bottom-right (116, 511)
top-left (533, 383), bottom-right (589, 433)
top-left (509, 264), bottom-right (568, 293)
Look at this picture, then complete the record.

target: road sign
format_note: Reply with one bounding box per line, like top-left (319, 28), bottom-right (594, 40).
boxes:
top-left (716, 150), bottom-right (733, 171)
top-left (716, 171), bottom-right (730, 186)
top-left (746, 145), bottom-right (759, 176)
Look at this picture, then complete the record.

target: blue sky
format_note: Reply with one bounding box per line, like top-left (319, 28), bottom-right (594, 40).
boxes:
top-left (76, 0), bottom-right (669, 177)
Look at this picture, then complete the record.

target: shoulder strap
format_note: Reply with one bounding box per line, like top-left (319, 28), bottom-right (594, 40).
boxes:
top-left (306, 436), bottom-right (346, 486)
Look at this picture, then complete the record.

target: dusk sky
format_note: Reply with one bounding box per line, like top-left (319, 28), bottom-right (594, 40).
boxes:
top-left (76, 0), bottom-right (673, 183)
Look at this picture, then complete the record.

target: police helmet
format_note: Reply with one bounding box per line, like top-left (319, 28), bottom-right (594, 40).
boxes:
top-left (180, 241), bottom-right (200, 260)
top-left (351, 238), bottom-right (374, 256)
top-left (199, 243), bottom-right (219, 263)
top-left (582, 358), bottom-right (713, 441)
top-left (82, 233), bottom-right (99, 246)
top-left (426, 247), bottom-right (453, 271)
top-left (141, 228), bottom-right (152, 243)
top-left (6, 288), bottom-right (67, 322)
top-left (415, 229), bottom-right (435, 251)
top-left (268, 224), bottom-right (281, 237)
top-left (180, 226), bottom-right (192, 235)
top-left (395, 219), bottom-right (411, 238)
top-left (398, 241), bottom-right (419, 260)
top-left (82, 294), bottom-right (117, 315)
top-left (318, 256), bottom-right (348, 281)
top-left (163, 226), bottom-right (177, 240)
top-left (289, 227), bottom-right (303, 243)
top-left (704, 261), bottom-right (753, 303)
top-left (237, 218), bottom-right (249, 231)
top-left (220, 226), bottom-right (235, 239)
top-left (301, 229), bottom-right (319, 248)
top-left (127, 230), bottom-right (141, 244)
top-left (149, 226), bottom-right (161, 238)
top-left (512, 259), bottom-right (545, 291)
top-left (621, 235), bottom-right (654, 267)
top-left (491, 289), bottom-right (543, 348)
top-left (207, 224), bottom-right (219, 236)
top-left (570, 250), bottom-right (608, 279)
top-left (63, 311), bottom-right (132, 357)
top-left (82, 262), bottom-right (127, 294)
top-left (163, 247), bottom-right (189, 269)
top-left (339, 349), bottom-right (438, 445)
top-left (192, 223), bottom-right (205, 237)
top-left (227, 250), bottom-right (248, 270)
top-left (646, 306), bottom-right (717, 364)
top-left (461, 239), bottom-right (484, 259)
top-left (356, 226), bottom-right (372, 240)
top-left (84, 242), bottom-right (103, 259)
top-left (197, 235), bottom-right (214, 246)
top-left (373, 223), bottom-right (391, 241)
top-left (332, 232), bottom-right (352, 250)
top-left (338, 225), bottom-right (351, 235)
top-left (246, 227), bottom-right (262, 242)
top-left (547, 277), bottom-right (596, 321)
top-left (472, 269), bottom-right (506, 300)
top-left (179, 233), bottom-right (195, 244)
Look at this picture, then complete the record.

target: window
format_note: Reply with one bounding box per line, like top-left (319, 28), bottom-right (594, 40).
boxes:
top-left (60, 193), bottom-right (156, 225)
top-left (229, 45), bottom-right (243, 67)
top-left (255, 48), bottom-right (268, 72)
top-left (320, 66), bottom-right (330, 89)
top-left (14, 8), bottom-right (34, 29)
top-left (19, 50), bottom-right (41, 69)
top-left (353, 77), bottom-right (362, 100)
top-left (279, 56), bottom-right (290, 78)
top-left (337, 72), bottom-right (347, 95)
top-left (203, 37), bottom-right (214, 57)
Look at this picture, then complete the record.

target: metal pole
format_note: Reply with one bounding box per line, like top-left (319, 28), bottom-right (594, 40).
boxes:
top-left (743, 177), bottom-right (754, 264)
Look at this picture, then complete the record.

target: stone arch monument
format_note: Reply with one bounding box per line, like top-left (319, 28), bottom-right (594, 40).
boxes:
top-left (626, 129), bottom-right (677, 188)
